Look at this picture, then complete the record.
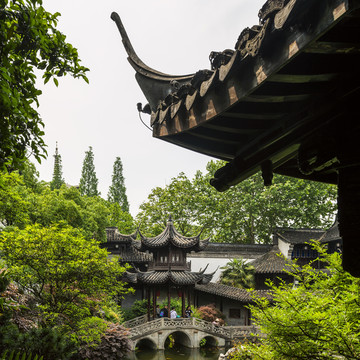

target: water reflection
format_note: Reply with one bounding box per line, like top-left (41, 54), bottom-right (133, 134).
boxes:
top-left (125, 346), bottom-right (222, 360)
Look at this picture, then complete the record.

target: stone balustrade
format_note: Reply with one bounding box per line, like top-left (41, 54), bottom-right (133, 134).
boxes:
top-left (126, 317), bottom-right (258, 341)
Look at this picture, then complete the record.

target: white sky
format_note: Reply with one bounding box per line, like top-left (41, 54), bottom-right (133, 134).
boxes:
top-left (35, 0), bottom-right (265, 216)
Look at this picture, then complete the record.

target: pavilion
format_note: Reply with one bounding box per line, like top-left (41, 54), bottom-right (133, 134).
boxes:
top-left (122, 216), bottom-right (215, 320)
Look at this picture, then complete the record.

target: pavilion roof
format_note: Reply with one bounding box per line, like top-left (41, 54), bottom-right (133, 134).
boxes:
top-left (124, 266), bottom-right (214, 286)
top-left (132, 216), bottom-right (209, 253)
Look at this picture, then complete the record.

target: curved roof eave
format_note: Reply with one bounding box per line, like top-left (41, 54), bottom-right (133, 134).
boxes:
top-left (111, 12), bottom-right (194, 111)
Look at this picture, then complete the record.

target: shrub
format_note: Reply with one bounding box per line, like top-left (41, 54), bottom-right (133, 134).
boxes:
top-left (0, 326), bottom-right (76, 360)
top-left (195, 304), bottom-right (225, 325)
top-left (77, 323), bottom-right (130, 360)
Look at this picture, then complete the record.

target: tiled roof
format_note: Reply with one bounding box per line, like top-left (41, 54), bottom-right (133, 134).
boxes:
top-left (276, 229), bottom-right (324, 245)
top-left (133, 217), bottom-right (209, 252)
top-left (111, 0), bottom-right (358, 191)
top-left (119, 247), bottom-right (152, 263)
top-left (319, 219), bottom-right (340, 243)
top-left (105, 227), bottom-right (137, 243)
top-left (250, 246), bottom-right (293, 274)
top-left (124, 269), bottom-right (213, 285)
top-left (195, 282), bottom-right (272, 303)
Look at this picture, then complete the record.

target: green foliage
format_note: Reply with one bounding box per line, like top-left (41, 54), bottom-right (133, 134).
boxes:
top-left (107, 203), bottom-right (135, 234)
top-left (0, 350), bottom-right (43, 360)
top-left (137, 172), bottom-right (199, 236)
top-left (100, 300), bottom-right (124, 324)
top-left (122, 299), bottom-right (149, 321)
top-left (72, 317), bottom-right (108, 347)
top-left (0, 168), bottom-right (135, 242)
top-left (0, 0), bottom-right (88, 171)
top-left (107, 157), bottom-right (129, 212)
top-left (1, 326), bottom-right (76, 360)
top-left (50, 143), bottom-right (64, 190)
top-left (236, 242), bottom-right (360, 359)
top-left (220, 258), bottom-right (255, 289)
top-left (79, 147), bottom-right (99, 197)
top-left (137, 161), bottom-right (337, 243)
top-left (0, 172), bottom-right (30, 228)
top-left (0, 223), bottom-right (130, 328)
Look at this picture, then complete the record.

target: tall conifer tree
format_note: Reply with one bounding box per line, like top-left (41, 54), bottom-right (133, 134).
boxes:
top-left (108, 157), bottom-right (129, 212)
top-left (50, 142), bottom-right (64, 190)
top-left (79, 146), bottom-right (99, 196)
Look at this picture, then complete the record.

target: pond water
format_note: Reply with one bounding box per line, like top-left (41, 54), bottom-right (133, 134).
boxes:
top-left (125, 346), bottom-right (223, 360)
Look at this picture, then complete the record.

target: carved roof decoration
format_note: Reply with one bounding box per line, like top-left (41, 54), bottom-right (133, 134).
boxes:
top-left (195, 282), bottom-right (273, 302)
top-left (132, 216), bottom-right (210, 253)
top-left (113, 0), bottom-right (360, 277)
top-left (250, 246), bottom-right (293, 273)
top-left (112, 0), bottom-right (360, 190)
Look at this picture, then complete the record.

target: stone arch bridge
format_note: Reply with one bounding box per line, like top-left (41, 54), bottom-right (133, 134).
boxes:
top-left (124, 316), bottom-right (258, 351)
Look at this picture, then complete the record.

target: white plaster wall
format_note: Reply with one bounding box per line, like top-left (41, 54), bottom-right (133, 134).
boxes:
top-left (188, 257), bottom-right (253, 282)
top-left (277, 239), bottom-right (291, 259)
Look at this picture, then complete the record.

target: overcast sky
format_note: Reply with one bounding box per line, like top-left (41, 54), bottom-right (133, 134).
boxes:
top-left (35, 0), bottom-right (265, 216)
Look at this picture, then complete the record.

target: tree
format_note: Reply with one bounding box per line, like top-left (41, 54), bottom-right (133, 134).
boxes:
top-left (107, 157), bottom-right (129, 212)
top-left (0, 172), bottom-right (30, 228)
top-left (219, 258), bottom-right (255, 289)
top-left (137, 160), bottom-right (337, 243)
top-left (79, 146), bottom-right (99, 197)
top-left (50, 142), bottom-right (64, 190)
top-left (136, 172), bottom-right (200, 236)
top-left (233, 242), bottom-right (360, 359)
top-left (0, 223), bottom-right (130, 327)
top-left (0, 0), bottom-right (88, 171)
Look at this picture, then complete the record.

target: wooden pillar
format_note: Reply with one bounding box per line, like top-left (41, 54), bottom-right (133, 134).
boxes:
top-left (187, 287), bottom-right (191, 308)
top-left (152, 287), bottom-right (157, 320)
top-left (181, 287), bottom-right (186, 317)
top-left (147, 287), bottom-right (151, 322)
top-left (167, 285), bottom-right (171, 318)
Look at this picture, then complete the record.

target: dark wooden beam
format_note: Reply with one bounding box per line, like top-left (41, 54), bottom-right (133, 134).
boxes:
top-left (304, 41), bottom-right (360, 54)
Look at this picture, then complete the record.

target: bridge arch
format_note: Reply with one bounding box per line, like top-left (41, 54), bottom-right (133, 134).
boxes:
top-left (135, 336), bottom-right (157, 350)
top-left (163, 330), bottom-right (192, 349)
top-left (200, 335), bottom-right (219, 348)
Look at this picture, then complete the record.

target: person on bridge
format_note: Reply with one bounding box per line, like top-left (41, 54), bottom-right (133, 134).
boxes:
top-left (170, 307), bottom-right (178, 319)
top-left (185, 305), bottom-right (193, 318)
top-left (159, 305), bottom-right (168, 318)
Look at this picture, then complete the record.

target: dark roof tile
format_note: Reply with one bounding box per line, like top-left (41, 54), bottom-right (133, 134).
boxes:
top-left (195, 282), bottom-right (272, 302)
top-left (250, 246), bottom-right (292, 274)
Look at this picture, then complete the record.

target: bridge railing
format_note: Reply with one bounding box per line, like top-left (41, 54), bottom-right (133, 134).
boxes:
top-left (123, 314), bottom-right (148, 329)
top-left (127, 316), bottom-right (259, 340)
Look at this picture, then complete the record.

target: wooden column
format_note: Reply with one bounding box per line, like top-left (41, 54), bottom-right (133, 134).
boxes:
top-left (181, 287), bottom-right (186, 317)
top-left (167, 285), bottom-right (171, 318)
top-left (152, 287), bottom-right (157, 320)
top-left (187, 288), bottom-right (191, 308)
top-left (147, 287), bottom-right (151, 322)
